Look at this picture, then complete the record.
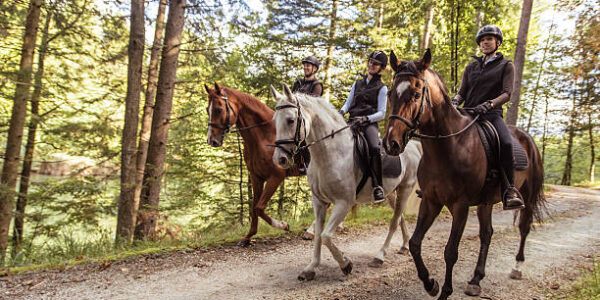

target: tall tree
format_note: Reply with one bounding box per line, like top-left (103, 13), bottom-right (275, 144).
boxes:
top-left (561, 90), bottom-right (578, 186)
top-left (135, 0), bottom-right (187, 240)
top-left (133, 0), bottom-right (167, 232)
top-left (421, 1), bottom-right (434, 49)
top-left (506, 0), bottom-right (534, 125)
top-left (116, 0), bottom-right (145, 242)
top-left (322, 0), bottom-right (338, 99)
top-left (0, 0), bottom-right (43, 262)
top-left (11, 10), bottom-right (52, 253)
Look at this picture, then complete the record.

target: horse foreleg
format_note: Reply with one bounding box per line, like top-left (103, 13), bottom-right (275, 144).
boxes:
top-left (409, 199), bottom-right (443, 297)
top-left (511, 205), bottom-right (533, 280)
top-left (239, 177), bottom-right (264, 246)
top-left (466, 204), bottom-right (494, 296)
top-left (256, 176), bottom-right (289, 231)
top-left (321, 201), bottom-right (353, 275)
top-left (304, 203), bottom-right (346, 240)
top-left (299, 195), bottom-right (327, 281)
top-left (369, 190), bottom-right (403, 268)
top-left (439, 204), bottom-right (469, 300)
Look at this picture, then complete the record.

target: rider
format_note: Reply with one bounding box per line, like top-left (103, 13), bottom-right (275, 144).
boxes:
top-left (292, 55), bottom-right (324, 97)
top-left (452, 25), bottom-right (525, 210)
top-left (339, 51), bottom-right (389, 203)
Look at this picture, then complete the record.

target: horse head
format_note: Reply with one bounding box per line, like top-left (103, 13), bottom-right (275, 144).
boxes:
top-left (204, 82), bottom-right (241, 147)
top-left (383, 49), bottom-right (432, 156)
top-left (270, 83), bottom-right (311, 169)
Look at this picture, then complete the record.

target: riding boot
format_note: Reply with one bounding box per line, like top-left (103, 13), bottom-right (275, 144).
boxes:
top-left (501, 158), bottom-right (525, 210)
top-left (371, 150), bottom-right (385, 204)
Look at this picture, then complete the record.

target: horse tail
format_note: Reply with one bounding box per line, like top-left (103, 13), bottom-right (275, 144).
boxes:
top-left (522, 130), bottom-right (549, 224)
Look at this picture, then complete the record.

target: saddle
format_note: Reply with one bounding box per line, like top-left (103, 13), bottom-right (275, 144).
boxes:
top-left (474, 118), bottom-right (529, 182)
top-left (352, 126), bottom-right (403, 194)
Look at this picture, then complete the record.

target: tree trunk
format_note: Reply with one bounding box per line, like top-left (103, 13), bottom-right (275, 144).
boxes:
top-left (322, 0), bottom-right (337, 100)
top-left (11, 10), bottom-right (51, 254)
top-left (526, 13), bottom-right (555, 133)
top-left (541, 85), bottom-right (550, 164)
top-left (561, 92), bottom-right (577, 186)
top-left (0, 0), bottom-right (43, 262)
top-left (116, 0), bottom-right (146, 243)
top-left (134, 0), bottom-right (186, 240)
top-left (421, 1), bottom-right (434, 49)
top-left (375, 3), bottom-right (384, 29)
top-left (506, 0), bottom-right (534, 125)
top-left (132, 0), bottom-right (166, 233)
top-left (588, 110), bottom-right (595, 184)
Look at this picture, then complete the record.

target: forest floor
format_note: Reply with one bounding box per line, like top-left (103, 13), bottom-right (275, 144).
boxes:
top-left (1, 185), bottom-right (599, 300)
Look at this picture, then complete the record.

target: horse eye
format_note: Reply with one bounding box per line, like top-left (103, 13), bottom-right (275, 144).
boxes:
top-left (414, 92), bottom-right (421, 99)
top-left (287, 118), bottom-right (294, 125)
top-left (214, 108), bottom-right (223, 115)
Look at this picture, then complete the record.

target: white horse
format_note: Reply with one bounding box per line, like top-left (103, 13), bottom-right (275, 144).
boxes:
top-left (270, 84), bottom-right (422, 280)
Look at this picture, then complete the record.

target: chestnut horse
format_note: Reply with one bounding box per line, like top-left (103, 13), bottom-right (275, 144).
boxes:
top-left (382, 50), bottom-right (546, 300)
top-left (205, 82), bottom-right (302, 246)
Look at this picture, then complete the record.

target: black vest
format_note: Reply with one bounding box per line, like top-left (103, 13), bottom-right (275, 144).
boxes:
top-left (348, 74), bottom-right (384, 118)
top-left (463, 53), bottom-right (510, 115)
top-left (292, 78), bottom-right (323, 97)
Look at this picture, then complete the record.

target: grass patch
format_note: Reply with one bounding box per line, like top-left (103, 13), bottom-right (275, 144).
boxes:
top-left (2, 204), bottom-right (415, 275)
top-left (565, 256), bottom-right (600, 299)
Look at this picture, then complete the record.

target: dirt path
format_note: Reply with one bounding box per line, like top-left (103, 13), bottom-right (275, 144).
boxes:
top-left (2, 185), bottom-right (599, 300)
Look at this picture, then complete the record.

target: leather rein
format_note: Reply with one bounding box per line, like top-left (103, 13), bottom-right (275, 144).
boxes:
top-left (388, 71), bottom-right (479, 140)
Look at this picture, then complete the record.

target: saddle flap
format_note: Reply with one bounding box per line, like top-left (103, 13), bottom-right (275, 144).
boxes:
top-left (475, 120), bottom-right (529, 172)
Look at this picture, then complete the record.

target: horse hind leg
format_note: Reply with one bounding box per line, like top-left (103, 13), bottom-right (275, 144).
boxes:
top-left (321, 201), bottom-right (353, 275)
top-left (511, 204), bottom-right (534, 280)
top-left (466, 204), bottom-right (494, 296)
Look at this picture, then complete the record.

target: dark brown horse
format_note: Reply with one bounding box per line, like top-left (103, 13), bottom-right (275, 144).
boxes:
top-left (204, 82), bottom-right (302, 246)
top-left (382, 50), bottom-right (546, 300)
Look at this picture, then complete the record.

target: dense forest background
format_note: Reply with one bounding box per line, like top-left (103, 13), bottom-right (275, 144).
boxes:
top-left (0, 0), bottom-right (598, 267)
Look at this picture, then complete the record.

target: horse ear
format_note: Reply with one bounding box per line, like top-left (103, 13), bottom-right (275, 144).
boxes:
top-left (283, 83), bottom-right (294, 101)
top-left (214, 82), bottom-right (222, 94)
top-left (269, 85), bottom-right (282, 100)
top-left (390, 50), bottom-right (399, 73)
top-left (420, 48), bottom-right (431, 70)
top-left (204, 83), bottom-right (211, 94)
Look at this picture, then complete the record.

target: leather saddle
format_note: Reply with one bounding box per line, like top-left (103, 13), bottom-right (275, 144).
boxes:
top-left (474, 118), bottom-right (529, 182)
top-left (352, 126), bottom-right (402, 195)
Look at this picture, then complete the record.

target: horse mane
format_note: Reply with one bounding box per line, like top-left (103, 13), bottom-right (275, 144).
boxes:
top-left (223, 87), bottom-right (274, 117)
top-left (401, 60), bottom-right (452, 105)
top-left (293, 93), bottom-right (346, 127)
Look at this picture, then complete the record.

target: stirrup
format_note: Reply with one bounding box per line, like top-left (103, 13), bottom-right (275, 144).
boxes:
top-left (372, 186), bottom-right (385, 204)
top-left (502, 187), bottom-right (525, 210)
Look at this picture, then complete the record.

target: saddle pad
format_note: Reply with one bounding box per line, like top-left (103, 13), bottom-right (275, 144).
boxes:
top-left (382, 155), bottom-right (403, 177)
top-left (476, 120), bottom-right (529, 171)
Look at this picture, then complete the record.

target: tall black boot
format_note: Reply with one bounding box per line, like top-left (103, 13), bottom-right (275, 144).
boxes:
top-left (501, 156), bottom-right (524, 211)
top-left (371, 150), bottom-right (385, 203)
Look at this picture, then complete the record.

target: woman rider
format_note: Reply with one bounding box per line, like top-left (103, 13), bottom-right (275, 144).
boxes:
top-left (339, 51), bottom-right (388, 203)
top-left (452, 25), bottom-right (525, 210)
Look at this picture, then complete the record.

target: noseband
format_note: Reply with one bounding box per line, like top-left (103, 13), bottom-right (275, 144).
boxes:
top-left (208, 89), bottom-right (237, 133)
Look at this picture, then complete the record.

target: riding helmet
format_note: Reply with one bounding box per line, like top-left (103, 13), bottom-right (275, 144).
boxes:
top-left (368, 50), bottom-right (388, 69)
top-left (476, 25), bottom-right (503, 44)
top-left (302, 55), bottom-right (320, 70)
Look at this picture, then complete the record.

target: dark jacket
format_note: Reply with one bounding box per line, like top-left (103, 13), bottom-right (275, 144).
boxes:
top-left (457, 53), bottom-right (515, 115)
top-left (292, 78), bottom-right (323, 97)
top-left (348, 74), bottom-right (384, 118)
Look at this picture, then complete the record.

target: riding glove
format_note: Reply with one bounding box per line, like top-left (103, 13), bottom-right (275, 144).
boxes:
top-left (473, 101), bottom-right (493, 115)
top-left (351, 116), bottom-right (369, 125)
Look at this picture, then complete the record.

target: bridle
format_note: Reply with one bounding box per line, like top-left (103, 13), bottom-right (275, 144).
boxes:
top-left (269, 97), bottom-right (352, 158)
top-left (207, 89), bottom-right (270, 134)
top-left (387, 67), bottom-right (479, 140)
top-left (270, 96), bottom-right (306, 157)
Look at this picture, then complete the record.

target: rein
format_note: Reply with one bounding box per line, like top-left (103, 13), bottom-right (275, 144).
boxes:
top-left (208, 89), bottom-right (271, 134)
top-left (388, 71), bottom-right (479, 140)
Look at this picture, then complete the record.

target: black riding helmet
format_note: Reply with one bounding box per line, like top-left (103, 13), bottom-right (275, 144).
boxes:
top-left (368, 50), bottom-right (388, 69)
top-left (302, 55), bottom-right (320, 70)
top-left (476, 25), bottom-right (503, 44)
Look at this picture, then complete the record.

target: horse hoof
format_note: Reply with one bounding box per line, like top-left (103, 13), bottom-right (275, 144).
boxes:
top-left (397, 246), bottom-right (409, 255)
top-left (341, 260), bottom-right (353, 275)
top-left (298, 271), bottom-right (316, 281)
top-left (464, 284), bottom-right (481, 296)
top-left (368, 258), bottom-right (384, 268)
top-left (510, 268), bottom-right (522, 280)
top-left (301, 232), bottom-right (314, 240)
top-left (427, 279), bottom-right (440, 296)
top-left (238, 239), bottom-right (251, 247)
